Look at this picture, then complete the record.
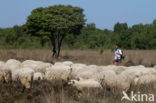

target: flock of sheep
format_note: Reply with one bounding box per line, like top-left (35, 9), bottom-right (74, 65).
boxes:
top-left (0, 59), bottom-right (156, 92)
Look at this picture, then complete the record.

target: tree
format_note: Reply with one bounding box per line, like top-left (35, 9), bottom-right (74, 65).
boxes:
top-left (114, 22), bottom-right (128, 32)
top-left (23, 5), bottom-right (85, 57)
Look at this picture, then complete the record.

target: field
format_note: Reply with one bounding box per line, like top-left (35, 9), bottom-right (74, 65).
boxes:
top-left (0, 49), bottom-right (156, 103)
top-left (0, 49), bottom-right (155, 66)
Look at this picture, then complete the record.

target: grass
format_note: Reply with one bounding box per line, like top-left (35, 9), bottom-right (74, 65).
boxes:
top-left (0, 80), bottom-right (155, 103)
top-left (0, 49), bottom-right (155, 103)
top-left (0, 49), bottom-right (155, 66)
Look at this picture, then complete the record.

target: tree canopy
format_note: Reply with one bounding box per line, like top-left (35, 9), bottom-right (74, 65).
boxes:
top-left (23, 5), bottom-right (85, 57)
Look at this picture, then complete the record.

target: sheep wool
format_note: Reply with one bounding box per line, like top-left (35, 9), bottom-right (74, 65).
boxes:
top-left (68, 79), bottom-right (102, 90)
top-left (45, 65), bottom-right (72, 81)
top-left (33, 72), bottom-right (44, 80)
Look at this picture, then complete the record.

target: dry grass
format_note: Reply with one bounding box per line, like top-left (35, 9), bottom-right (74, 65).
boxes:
top-left (0, 49), bottom-right (155, 66)
top-left (0, 80), bottom-right (155, 103)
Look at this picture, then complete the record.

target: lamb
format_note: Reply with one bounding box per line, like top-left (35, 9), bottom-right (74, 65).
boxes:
top-left (45, 65), bottom-right (72, 81)
top-left (68, 79), bottom-right (102, 90)
top-left (33, 72), bottom-right (44, 80)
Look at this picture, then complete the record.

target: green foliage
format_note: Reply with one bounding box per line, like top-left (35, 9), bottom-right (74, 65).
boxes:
top-left (23, 5), bottom-right (85, 57)
top-left (0, 5), bottom-right (155, 50)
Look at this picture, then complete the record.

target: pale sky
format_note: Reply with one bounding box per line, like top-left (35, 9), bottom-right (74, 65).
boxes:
top-left (0, 0), bottom-right (156, 30)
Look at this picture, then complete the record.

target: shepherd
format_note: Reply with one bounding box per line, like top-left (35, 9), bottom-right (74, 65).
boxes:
top-left (113, 45), bottom-right (123, 65)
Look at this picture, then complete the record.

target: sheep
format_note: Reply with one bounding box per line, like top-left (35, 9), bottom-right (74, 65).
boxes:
top-left (91, 70), bottom-right (116, 82)
top-left (68, 79), bottom-right (102, 90)
top-left (0, 69), bottom-right (11, 83)
top-left (33, 72), bottom-right (44, 80)
top-left (12, 67), bottom-right (34, 88)
top-left (33, 62), bottom-right (53, 73)
top-left (63, 61), bottom-right (73, 66)
top-left (54, 62), bottom-right (64, 66)
top-left (22, 60), bottom-right (43, 69)
top-left (88, 65), bottom-right (98, 69)
top-left (134, 74), bottom-right (156, 85)
top-left (0, 61), bottom-right (5, 66)
top-left (45, 65), bottom-right (72, 81)
top-left (22, 60), bottom-right (52, 73)
top-left (115, 67), bottom-right (150, 92)
top-left (4, 59), bottom-right (22, 71)
top-left (70, 63), bottom-right (87, 79)
top-left (112, 66), bottom-right (127, 75)
top-left (76, 67), bottom-right (98, 79)
top-left (96, 66), bottom-right (112, 72)
top-left (123, 67), bottom-right (150, 78)
top-left (0, 61), bottom-right (5, 70)
top-left (148, 67), bottom-right (156, 75)
top-left (106, 65), bottom-right (117, 70)
top-left (115, 73), bottom-right (133, 92)
top-left (92, 70), bottom-right (117, 91)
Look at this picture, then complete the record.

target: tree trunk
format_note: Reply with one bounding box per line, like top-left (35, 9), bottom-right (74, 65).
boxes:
top-left (41, 39), bottom-right (45, 47)
top-left (57, 36), bottom-right (64, 58)
top-left (50, 37), bottom-right (56, 58)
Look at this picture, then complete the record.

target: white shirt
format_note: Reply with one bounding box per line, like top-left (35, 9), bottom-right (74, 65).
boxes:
top-left (114, 49), bottom-right (122, 60)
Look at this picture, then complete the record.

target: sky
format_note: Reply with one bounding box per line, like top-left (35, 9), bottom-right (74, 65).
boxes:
top-left (0, 0), bottom-right (156, 30)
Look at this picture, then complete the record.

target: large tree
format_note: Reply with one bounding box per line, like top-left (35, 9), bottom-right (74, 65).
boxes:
top-left (23, 5), bottom-right (85, 57)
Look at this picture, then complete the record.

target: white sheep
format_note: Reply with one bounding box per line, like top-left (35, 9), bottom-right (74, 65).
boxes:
top-left (33, 62), bottom-right (53, 73)
top-left (76, 67), bottom-right (98, 79)
top-left (63, 61), bottom-right (73, 66)
top-left (22, 60), bottom-right (43, 69)
top-left (33, 72), bottom-right (44, 80)
top-left (112, 66), bottom-right (127, 74)
top-left (0, 61), bottom-right (5, 66)
top-left (12, 67), bottom-right (34, 88)
top-left (45, 65), bottom-right (72, 81)
top-left (70, 63), bottom-right (87, 79)
top-left (115, 67), bottom-right (150, 91)
top-left (92, 70), bottom-right (117, 90)
top-left (148, 67), bottom-right (156, 75)
top-left (4, 59), bottom-right (22, 71)
top-left (54, 62), bottom-right (64, 66)
top-left (68, 79), bottom-right (102, 90)
top-left (134, 74), bottom-right (156, 85)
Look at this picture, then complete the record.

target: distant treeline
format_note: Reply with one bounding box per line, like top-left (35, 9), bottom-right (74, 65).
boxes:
top-left (0, 20), bottom-right (156, 50)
